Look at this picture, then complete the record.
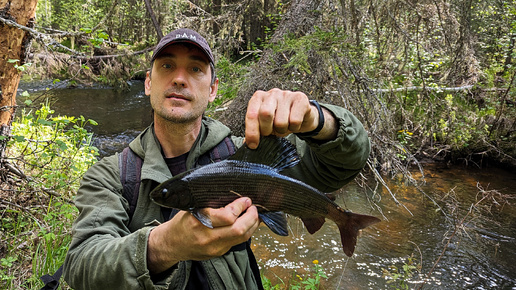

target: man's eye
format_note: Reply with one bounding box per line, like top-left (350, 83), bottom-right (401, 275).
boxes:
top-left (162, 63), bottom-right (172, 69)
top-left (192, 67), bottom-right (201, 73)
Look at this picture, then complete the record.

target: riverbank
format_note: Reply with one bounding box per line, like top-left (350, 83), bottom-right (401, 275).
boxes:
top-left (15, 78), bottom-right (516, 172)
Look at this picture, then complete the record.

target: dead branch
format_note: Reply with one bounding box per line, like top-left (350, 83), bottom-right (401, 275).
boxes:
top-left (3, 160), bottom-right (74, 204)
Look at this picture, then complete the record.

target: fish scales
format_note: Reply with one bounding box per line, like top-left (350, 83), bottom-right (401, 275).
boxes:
top-left (183, 160), bottom-right (336, 218)
top-left (150, 135), bottom-right (381, 256)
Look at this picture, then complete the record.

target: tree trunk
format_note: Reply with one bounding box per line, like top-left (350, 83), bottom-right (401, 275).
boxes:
top-left (212, 0), bottom-right (221, 35)
top-left (0, 0), bottom-right (38, 172)
top-left (143, 0), bottom-right (163, 40)
top-left (220, 0), bottom-right (323, 136)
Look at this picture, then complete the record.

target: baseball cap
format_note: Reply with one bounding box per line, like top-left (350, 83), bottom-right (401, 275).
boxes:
top-left (152, 28), bottom-right (214, 65)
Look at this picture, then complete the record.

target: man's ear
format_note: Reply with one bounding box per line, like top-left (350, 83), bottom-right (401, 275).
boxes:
top-left (144, 71), bottom-right (151, 96)
top-left (208, 78), bottom-right (219, 103)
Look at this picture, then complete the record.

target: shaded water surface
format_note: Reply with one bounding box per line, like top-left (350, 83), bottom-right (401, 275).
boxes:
top-left (18, 82), bottom-right (516, 289)
top-left (19, 80), bottom-right (151, 155)
top-left (253, 164), bottom-right (516, 289)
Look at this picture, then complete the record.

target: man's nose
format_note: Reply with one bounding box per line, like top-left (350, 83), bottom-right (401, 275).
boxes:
top-left (172, 68), bottom-right (187, 87)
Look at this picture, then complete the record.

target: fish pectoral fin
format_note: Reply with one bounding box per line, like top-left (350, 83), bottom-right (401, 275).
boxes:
top-left (191, 209), bottom-right (214, 228)
top-left (301, 217), bottom-right (326, 234)
top-left (260, 211), bottom-right (289, 236)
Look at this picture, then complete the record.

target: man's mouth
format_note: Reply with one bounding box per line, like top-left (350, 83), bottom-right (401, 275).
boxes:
top-left (166, 93), bottom-right (189, 101)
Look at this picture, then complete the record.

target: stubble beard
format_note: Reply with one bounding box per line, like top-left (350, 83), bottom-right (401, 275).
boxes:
top-left (152, 92), bottom-right (208, 125)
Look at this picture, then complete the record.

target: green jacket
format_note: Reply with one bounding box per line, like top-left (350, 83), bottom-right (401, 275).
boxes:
top-left (63, 104), bottom-right (370, 289)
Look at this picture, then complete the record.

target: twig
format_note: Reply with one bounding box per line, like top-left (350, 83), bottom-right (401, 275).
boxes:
top-left (326, 85), bottom-right (474, 95)
top-left (4, 160), bottom-right (74, 204)
top-left (367, 160), bottom-right (413, 216)
top-left (0, 198), bottom-right (44, 229)
top-left (417, 205), bottom-right (471, 290)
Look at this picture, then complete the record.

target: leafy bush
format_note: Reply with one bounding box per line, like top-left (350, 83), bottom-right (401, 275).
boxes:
top-left (1, 102), bottom-right (98, 289)
top-left (5, 102), bottom-right (98, 196)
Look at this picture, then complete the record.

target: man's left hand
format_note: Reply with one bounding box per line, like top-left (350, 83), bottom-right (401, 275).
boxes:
top-left (245, 88), bottom-right (336, 149)
top-left (245, 89), bottom-right (319, 149)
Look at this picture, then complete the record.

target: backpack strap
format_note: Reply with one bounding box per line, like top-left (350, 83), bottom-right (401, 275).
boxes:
top-left (39, 265), bottom-right (63, 290)
top-left (196, 136), bottom-right (236, 166)
top-left (120, 136), bottom-right (236, 221)
top-left (118, 146), bottom-right (143, 220)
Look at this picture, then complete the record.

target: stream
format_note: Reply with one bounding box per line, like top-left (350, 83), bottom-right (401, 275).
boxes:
top-left (18, 81), bottom-right (516, 289)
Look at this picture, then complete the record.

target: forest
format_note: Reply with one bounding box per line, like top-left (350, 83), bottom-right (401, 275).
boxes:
top-left (0, 0), bottom-right (515, 289)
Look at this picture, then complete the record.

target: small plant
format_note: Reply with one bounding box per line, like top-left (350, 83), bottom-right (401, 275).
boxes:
top-left (382, 254), bottom-right (421, 290)
top-left (262, 275), bottom-right (283, 290)
top-left (396, 129), bottom-right (414, 160)
top-left (0, 257), bottom-right (17, 284)
top-left (7, 59), bottom-right (32, 72)
top-left (6, 102), bottom-right (99, 196)
top-left (291, 260), bottom-right (328, 290)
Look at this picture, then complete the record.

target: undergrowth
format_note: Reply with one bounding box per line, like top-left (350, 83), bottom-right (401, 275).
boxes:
top-left (0, 102), bottom-right (98, 289)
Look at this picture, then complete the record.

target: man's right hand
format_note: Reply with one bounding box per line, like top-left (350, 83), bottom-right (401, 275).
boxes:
top-left (146, 197), bottom-right (259, 275)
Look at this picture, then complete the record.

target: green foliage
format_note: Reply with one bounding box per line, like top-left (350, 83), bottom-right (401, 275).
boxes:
top-left (261, 260), bottom-right (328, 290)
top-left (382, 254), bottom-right (421, 290)
top-left (271, 27), bottom-right (351, 76)
top-left (81, 28), bottom-right (110, 48)
top-left (7, 102), bottom-right (98, 196)
top-left (1, 101), bottom-right (98, 289)
top-left (7, 59), bottom-right (32, 72)
top-left (261, 275), bottom-right (284, 290)
top-left (206, 56), bottom-right (251, 115)
top-left (31, 202), bottom-right (76, 284)
top-left (290, 260), bottom-right (328, 290)
top-left (0, 202), bottom-right (77, 289)
top-left (0, 257), bottom-right (17, 284)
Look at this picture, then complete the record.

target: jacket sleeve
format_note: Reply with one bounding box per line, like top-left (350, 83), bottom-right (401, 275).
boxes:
top-left (62, 155), bottom-right (175, 289)
top-left (284, 103), bottom-right (371, 192)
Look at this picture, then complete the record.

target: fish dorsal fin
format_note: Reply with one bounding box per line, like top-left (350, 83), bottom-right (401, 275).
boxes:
top-left (230, 135), bottom-right (300, 172)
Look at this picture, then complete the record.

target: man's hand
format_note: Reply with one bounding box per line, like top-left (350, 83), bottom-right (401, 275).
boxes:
top-left (245, 88), bottom-right (337, 149)
top-left (147, 197), bottom-right (259, 274)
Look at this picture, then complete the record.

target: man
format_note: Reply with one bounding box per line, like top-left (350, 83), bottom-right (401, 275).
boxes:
top-left (63, 28), bottom-right (370, 289)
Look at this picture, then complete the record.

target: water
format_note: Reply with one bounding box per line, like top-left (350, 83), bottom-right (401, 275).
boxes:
top-left (252, 164), bottom-right (516, 289)
top-left (17, 81), bottom-right (516, 289)
top-left (19, 80), bottom-right (152, 156)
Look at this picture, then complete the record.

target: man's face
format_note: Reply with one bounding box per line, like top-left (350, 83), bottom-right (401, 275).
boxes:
top-left (145, 44), bottom-right (218, 124)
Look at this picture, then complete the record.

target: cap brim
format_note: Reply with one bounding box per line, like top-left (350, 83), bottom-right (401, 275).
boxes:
top-left (152, 40), bottom-right (214, 64)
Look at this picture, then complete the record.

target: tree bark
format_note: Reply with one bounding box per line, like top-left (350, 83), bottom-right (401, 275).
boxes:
top-left (0, 0), bottom-right (38, 172)
top-left (143, 0), bottom-right (163, 40)
top-left (220, 0), bottom-right (323, 136)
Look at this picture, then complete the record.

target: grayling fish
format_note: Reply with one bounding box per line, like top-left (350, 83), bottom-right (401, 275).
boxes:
top-left (150, 136), bottom-right (380, 257)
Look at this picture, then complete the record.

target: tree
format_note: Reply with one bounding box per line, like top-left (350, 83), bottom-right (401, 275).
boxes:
top-left (0, 0), bottom-right (38, 175)
top-left (221, 0), bottom-right (324, 134)
top-left (144, 0), bottom-right (163, 40)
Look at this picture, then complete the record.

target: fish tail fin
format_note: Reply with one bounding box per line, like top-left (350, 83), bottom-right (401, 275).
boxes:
top-left (337, 212), bottom-right (381, 257)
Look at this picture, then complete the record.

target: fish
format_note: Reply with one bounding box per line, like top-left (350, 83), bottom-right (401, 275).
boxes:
top-left (150, 135), bottom-right (381, 257)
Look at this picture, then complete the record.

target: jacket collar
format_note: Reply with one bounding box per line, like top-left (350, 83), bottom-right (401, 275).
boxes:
top-left (128, 117), bottom-right (231, 184)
